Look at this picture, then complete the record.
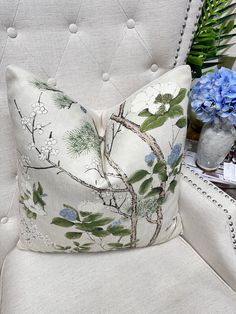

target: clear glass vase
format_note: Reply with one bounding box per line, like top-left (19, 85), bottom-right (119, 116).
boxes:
top-left (196, 119), bottom-right (236, 171)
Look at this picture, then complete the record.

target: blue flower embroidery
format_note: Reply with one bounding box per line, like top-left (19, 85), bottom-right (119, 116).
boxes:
top-left (60, 207), bottom-right (77, 221)
top-left (167, 144), bottom-right (182, 166)
top-left (145, 152), bottom-right (156, 167)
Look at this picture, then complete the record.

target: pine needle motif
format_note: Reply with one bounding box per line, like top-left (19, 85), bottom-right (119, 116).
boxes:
top-left (31, 79), bottom-right (62, 92)
top-left (65, 122), bottom-right (101, 157)
top-left (53, 93), bottom-right (76, 109)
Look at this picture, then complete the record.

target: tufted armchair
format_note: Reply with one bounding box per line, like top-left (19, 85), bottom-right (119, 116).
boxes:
top-left (1, 1), bottom-right (236, 313)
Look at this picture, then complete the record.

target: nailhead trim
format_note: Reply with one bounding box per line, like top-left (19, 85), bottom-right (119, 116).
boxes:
top-left (173, 0), bottom-right (192, 66)
top-left (182, 165), bottom-right (236, 252)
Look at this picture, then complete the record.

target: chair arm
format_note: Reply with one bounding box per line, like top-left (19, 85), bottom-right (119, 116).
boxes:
top-left (179, 165), bottom-right (236, 292)
top-left (0, 183), bottom-right (19, 270)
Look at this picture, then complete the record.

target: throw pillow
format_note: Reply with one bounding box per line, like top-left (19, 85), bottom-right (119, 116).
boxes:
top-left (6, 65), bottom-right (191, 252)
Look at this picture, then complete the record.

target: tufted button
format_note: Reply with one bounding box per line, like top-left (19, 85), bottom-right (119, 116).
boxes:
top-left (127, 19), bottom-right (135, 29)
top-left (69, 23), bottom-right (78, 33)
top-left (47, 78), bottom-right (57, 87)
top-left (1, 217), bottom-right (8, 224)
top-left (15, 174), bottom-right (18, 180)
top-left (102, 73), bottom-right (110, 82)
top-left (150, 64), bottom-right (158, 72)
top-left (7, 27), bottom-right (17, 38)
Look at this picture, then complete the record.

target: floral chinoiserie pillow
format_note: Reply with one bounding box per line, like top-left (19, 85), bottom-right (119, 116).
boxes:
top-left (6, 65), bottom-right (191, 253)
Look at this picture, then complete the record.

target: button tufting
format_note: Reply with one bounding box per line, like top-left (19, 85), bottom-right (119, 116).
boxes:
top-left (1, 217), bottom-right (8, 224)
top-left (15, 174), bottom-right (18, 180)
top-left (69, 23), bottom-right (78, 33)
top-left (7, 27), bottom-right (17, 38)
top-left (102, 73), bottom-right (110, 82)
top-left (127, 19), bottom-right (135, 29)
top-left (47, 78), bottom-right (57, 87)
top-left (151, 64), bottom-right (158, 72)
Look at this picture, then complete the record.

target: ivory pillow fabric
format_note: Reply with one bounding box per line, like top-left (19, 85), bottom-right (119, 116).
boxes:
top-left (7, 65), bottom-right (191, 253)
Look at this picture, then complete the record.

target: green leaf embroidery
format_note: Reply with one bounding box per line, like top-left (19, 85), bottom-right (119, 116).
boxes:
top-left (65, 232), bottom-right (83, 239)
top-left (128, 170), bottom-right (149, 183)
top-left (169, 88), bottom-right (187, 106)
top-left (80, 211), bottom-right (91, 217)
top-left (139, 177), bottom-right (153, 195)
top-left (107, 225), bottom-right (131, 236)
top-left (140, 115), bottom-right (168, 132)
top-left (176, 117), bottom-right (187, 128)
top-left (144, 187), bottom-right (163, 199)
top-left (33, 190), bottom-right (45, 207)
top-left (83, 213), bottom-right (103, 222)
top-left (158, 171), bottom-right (168, 182)
top-left (171, 154), bottom-right (183, 169)
top-left (153, 161), bottom-right (166, 174)
top-left (168, 180), bottom-right (177, 193)
top-left (51, 217), bottom-right (74, 227)
top-left (108, 243), bottom-right (124, 248)
top-left (138, 109), bottom-right (152, 117)
top-left (167, 105), bottom-right (184, 118)
top-left (92, 228), bottom-right (110, 237)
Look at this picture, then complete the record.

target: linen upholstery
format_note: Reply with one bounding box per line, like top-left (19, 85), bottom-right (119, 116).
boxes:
top-left (0, 0), bottom-right (204, 266)
top-left (180, 165), bottom-right (236, 292)
top-left (1, 237), bottom-right (236, 314)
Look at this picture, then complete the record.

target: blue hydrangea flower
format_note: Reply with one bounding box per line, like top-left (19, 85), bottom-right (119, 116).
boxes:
top-left (167, 144), bottom-right (182, 165)
top-left (145, 152), bottom-right (156, 166)
top-left (60, 207), bottom-right (78, 221)
top-left (190, 67), bottom-right (236, 124)
top-left (109, 220), bottom-right (121, 228)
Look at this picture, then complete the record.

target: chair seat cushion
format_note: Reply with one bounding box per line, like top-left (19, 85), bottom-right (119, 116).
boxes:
top-left (1, 237), bottom-right (236, 314)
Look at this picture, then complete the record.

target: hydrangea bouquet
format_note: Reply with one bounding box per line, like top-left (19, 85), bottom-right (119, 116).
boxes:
top-left (190, 67), bottom-right (236, 171)
top-left (190, 67), bottom-right (236, 124)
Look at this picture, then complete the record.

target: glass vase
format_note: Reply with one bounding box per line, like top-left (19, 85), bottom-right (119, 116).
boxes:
top-left (196, 119), bottom-right (236, 171)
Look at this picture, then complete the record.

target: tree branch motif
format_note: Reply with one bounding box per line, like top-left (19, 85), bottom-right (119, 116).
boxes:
top-left (110, 102), bottom-right (166, 244)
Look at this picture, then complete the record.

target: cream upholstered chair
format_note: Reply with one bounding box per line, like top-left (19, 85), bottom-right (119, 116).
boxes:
top-left (1, 1), bottom-right (236, 313)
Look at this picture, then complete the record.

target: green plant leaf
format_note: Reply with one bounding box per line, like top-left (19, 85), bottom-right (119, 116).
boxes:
top-left (168, 180), bottom-right (177, 193)
top-left (167, 105), bottom-right (184, 118)
top-left (140, 115), bottom-right (168, 132)
top-left (153, 161), bottom-right (166, 173)
top-left (176, 117), bottom-right (187, 128)
top-left (51, 217), bottom-right (74, 227)
top-left (65, 232), bottom-right (82, 239)
top-left (128, 170), bottom-right (149, 183)
top-left (144, 187), bottom-right (163, 198)
top-left (169, 88), bottom-right (187, 106)
top-left (139, 177), bottom-right (153, 195)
